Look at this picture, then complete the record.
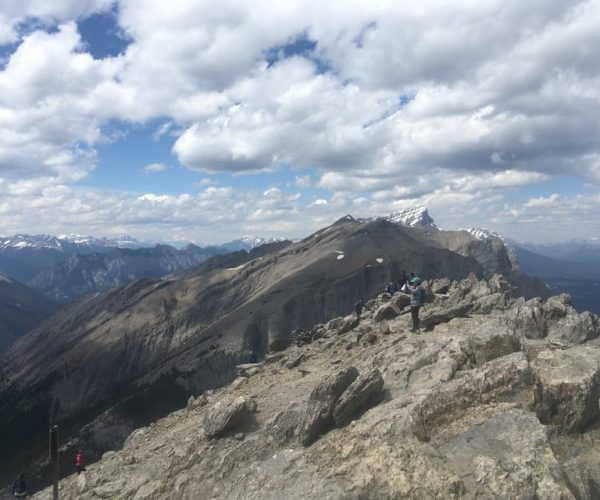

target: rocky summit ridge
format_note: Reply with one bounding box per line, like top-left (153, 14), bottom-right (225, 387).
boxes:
top-left (33, 274), bottom-right (600, 499)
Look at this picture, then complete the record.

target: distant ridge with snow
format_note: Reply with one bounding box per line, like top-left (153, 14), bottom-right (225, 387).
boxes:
top-left (465, 227), bottom-right (505, 241)
top-left (361, 205), bottom-right (437, 229)
top-left (0, 233), bottom-right (141, 251)
top-left (218, 235), bottom-right (288, 252)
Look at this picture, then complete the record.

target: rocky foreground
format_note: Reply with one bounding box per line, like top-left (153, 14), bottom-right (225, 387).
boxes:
top-left (35, 274), bottom-right (600, 499)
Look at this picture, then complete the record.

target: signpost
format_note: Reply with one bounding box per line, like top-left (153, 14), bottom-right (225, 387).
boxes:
top-left (49, 425), bottom-right (59, 500)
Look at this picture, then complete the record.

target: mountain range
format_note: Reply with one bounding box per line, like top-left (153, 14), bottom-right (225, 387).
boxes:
top-left (0, 234), bottom-right (284, 303)
top-left (0, 212), bottom-right (547, 488)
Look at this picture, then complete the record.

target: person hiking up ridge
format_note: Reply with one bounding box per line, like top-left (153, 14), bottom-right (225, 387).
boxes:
top-left (406, 276), bottom-right (425, 333)
top-left (354, 297), bottom-right (371, 320)
top-left (75, 450), bottom-right (86, 474)
top-left (12, 472), bottom-right (27, 498)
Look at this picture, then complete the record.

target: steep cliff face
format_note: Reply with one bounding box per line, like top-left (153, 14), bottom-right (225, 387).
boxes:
top-left (32, 275), bottom-right (600, 500)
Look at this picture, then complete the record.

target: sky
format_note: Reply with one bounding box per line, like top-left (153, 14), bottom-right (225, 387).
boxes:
top-left (0, 1), bottom-right (599, 245)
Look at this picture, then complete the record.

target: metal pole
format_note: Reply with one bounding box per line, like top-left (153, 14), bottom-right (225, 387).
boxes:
top-left (49, 425), bottom-right (59, 500)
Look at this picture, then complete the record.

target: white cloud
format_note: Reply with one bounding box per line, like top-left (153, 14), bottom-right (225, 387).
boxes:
top-left (0, 0), bottom-right (600, 242)
top-left (143, 162), bottom-right (167, 173)
top-left (294, 175), bottom-right (311, 189)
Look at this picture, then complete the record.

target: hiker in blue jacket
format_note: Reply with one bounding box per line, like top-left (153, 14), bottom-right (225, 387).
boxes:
top-left (406, 277), bottom-right (425, 333)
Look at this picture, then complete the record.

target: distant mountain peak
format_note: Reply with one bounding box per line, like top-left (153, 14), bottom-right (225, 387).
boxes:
top-left (465, 227), bottom-right (505, 241)
top-left (386, 205), bottom-right (437, 228)
top-left (219, 235), bottom-right (288, 252)
top-left (0, 233), bottom-right (140, 251)
top-left (362, 205), bottom-right (437, 228)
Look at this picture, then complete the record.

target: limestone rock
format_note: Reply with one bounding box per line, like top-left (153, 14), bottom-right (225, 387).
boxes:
top-left (336, 316), bottom-right (359, 335)
top-left (438, 409), bottom-right (572, 499)
top-left (408, 352), bottom-right (531, 441)
top-left (266, 408), bottom-right (302, 446)
top-left (392, 292), bottom-right (410, 310)
top-left (547, 311), bottom-right (600, 345)
top-left (203, 397), bottom-right (253, 438)
top-left (333, 368), bottom-right (384, 426)
top-left (186, 395), bottom-right (195, 410)
top-left (466, 321), bottom-right (521, 365)
top-left (509, 298), bottom-right (547, 339)
top-left (532, 347), bottom-right (600, 432)
top-left (431, 278), bottom-right (451, 295)
top-left (373, 303), bottom-right (401, 321)
top-left (299, 367), bottom-right (358, 446)
top-left (327, 317), bottom-right (345, 331)
top-left (420, 303), bottom-right (473, 332)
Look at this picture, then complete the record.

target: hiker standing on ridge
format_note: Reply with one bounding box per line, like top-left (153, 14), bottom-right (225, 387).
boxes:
top-left (75, 450), bottom-right (86, 474)
top-left (12, 472), bottom-right (27, 498)
top-left (406, 277), bottom-right (425, 333)
top-left (399, 270), bottom-right (409, 291)
top-left (354, 298), bottom-right (371, 320)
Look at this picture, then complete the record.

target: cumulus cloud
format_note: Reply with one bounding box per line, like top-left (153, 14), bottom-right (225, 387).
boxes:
top-left (0, 0), bottom-right (600, 242)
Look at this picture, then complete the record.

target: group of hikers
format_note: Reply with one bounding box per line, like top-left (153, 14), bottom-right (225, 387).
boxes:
top-left (354, 270), bottom-right (425, 333)
top-left (10, 451), bottom-right (85, 498)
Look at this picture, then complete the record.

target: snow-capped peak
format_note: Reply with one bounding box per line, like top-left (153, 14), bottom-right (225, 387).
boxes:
top-left (0, 233), bottom-right (141, 251)
top-left (465, 227), bottom-right (504, 241)
top-left (219, 235), bottom-right (288, 252)
top-left (385, 205), bottom-right (437, 228)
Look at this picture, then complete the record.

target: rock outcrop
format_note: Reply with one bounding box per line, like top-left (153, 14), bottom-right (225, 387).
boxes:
top-left (31, 274), bottom-right (600, 499)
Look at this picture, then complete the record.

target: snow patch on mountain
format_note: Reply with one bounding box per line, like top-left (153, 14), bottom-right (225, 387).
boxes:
top-left (364, 205), bottom-right (437, 229)
top-left (386, 205), bottom-right (437, 228)
top-left (465, 227), bottom-right (505, 241)
top-left (0, 234), bottom-right (141, 251)
top-left (219, 235), bottom-right (288, 252)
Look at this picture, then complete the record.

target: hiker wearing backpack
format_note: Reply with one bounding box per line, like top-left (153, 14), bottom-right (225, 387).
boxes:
top-left (406, 277), bottom-right (425, 333)
top-left (12, 472), bottom-right (27, 498)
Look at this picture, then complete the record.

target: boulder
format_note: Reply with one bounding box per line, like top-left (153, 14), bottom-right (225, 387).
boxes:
top-left (408, 352), bottom-right (531, 441)
top-left (420, 303), bottom-right (473, 332)
top-left (487, 273), bottom-right (512, 293)
top-left (532, 347), bottom-right (600, 432)
top-left (327, 317), bottom-right (345, 331)
top-left (373, 303), bottom-right (401, 322)
top-left (186, 395), bottom-right (195, 410)
top-left (546, 311), bottom-right (600, 345)
top-left (203, 396), bottom-right (253, 438)
top-left (466, 321), bottom-right (521, 365)
top-left (392, 293), bottom-right (410, 310)
top-left (431, 278), bottom-right (451, 295)
top-left (544, 294), bottom-right (571, 319)
top-left (509, 298), bottom-right (546, 339)
top-left (299, 367), bottom-right (359, 446)
top-left (472, 291), bottom-right (510, 313)
top-left (438, 409), bottom-right (571, 499)
top-left (336, 316), bottom-right (359, 335)
top-left (333, 368), bottom-right (385, 426)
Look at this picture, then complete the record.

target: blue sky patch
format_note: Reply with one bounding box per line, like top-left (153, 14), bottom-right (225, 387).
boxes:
top-left (265, 32), bottom-right (330, 74)
top-left (77, 7), bottom-right (131, 59)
